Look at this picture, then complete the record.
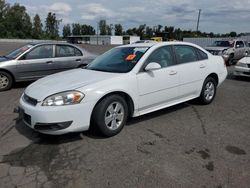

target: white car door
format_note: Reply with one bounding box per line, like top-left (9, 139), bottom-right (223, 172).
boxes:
top-left (136, 46), bottom-right (179, 113)
top-left (173, 45), bottom-right (207, 99)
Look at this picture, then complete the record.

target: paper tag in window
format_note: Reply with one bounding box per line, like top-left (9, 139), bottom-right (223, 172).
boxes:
top-left (126, 54), bottom-right (136, 61)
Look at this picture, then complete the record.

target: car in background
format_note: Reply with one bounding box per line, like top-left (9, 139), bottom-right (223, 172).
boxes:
top-left (19, 42), bottom-right (227, 136)
top-left (234, 56), bottom-right (250, 77)
top-left (133, 40), bottom-right (157, 44)
top-left (205, 39), bottom-right (249, 66)
top-left (0, 42), bottom-right (96, 91)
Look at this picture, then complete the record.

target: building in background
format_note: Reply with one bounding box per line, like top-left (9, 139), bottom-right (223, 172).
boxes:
top-left (184, 35), bottom-right (250, 48)
top-left (67, 35), bottom-right (140, 45)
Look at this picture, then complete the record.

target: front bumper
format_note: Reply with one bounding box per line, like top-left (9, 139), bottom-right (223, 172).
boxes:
top-left (233, 66), bottom-right (250, 77)
top-left (19, 96), bottom-right (96, 135)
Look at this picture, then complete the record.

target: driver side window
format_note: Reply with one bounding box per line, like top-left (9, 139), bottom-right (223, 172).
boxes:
top-left (144, 46), bottom-right (175, 69)
top-left (24, 45), bottom-right (53, 60)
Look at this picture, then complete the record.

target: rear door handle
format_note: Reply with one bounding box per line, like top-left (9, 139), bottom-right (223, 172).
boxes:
top-left (169, 70), bottom-right (177, 75)
top-left (46, 61), bottom-right (53, 64)
top-left (76, 59), bottom-right (81, 62)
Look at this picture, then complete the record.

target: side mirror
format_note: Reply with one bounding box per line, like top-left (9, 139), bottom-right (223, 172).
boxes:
top-left (236, 45), bottom-right (240, 48)
top-left (144, 62), bottom-right (161, 71)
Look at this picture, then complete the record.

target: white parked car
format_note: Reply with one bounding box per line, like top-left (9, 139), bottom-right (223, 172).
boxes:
top-left (234, 56), bottom-right (250, 77)
top-left (19, 42), bottom-right (227, 136)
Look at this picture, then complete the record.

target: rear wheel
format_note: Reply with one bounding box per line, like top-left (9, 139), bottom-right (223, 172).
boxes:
top-left (0, 71), bottom-right (13, 91)
top-left (91, 95), bottom-right (128, 137)
top-left (198, 77), bottom-right (217, 105)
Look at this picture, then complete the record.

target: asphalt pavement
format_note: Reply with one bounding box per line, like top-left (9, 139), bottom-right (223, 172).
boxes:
top-left (0, 42), bottom-right (249, 188)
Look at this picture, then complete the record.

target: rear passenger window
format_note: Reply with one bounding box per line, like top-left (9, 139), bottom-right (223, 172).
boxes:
top-left (196, 49), bottom-right (208, 60)
top-left (174, 45), bottom-right (198, 64)
top-left (56, 45), bottom-right (82, 57)
top-left (75, 48), bottom-right (82, 56)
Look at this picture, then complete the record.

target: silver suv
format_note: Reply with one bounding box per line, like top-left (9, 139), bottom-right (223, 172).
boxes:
top-left (205, 39), bottom-right (249, 65)
top-left (0, 42), bottom-right (96, 91)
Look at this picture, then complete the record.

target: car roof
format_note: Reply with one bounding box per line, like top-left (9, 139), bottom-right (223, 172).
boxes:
top-left (31, 42), bottom-right (74, 45)
top-left (121, 43), bottom-right (157, 48)
top-left (119, 41), bottom-right (201, 48)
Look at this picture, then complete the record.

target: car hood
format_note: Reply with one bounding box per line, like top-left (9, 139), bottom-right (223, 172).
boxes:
top-left (205, 46), bottom-right (229, 51)
top-left (25, 69), bottom-right (120, 101)
top-left (239, 56), bottom-right (250, 64)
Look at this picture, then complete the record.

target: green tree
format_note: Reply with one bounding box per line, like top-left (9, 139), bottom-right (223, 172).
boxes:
top-left (145, 26), bottom-right (153, 39)
top-left (136, 24), bottom-right (146, 38)
top-left (81, 24), bottom-right (95, 35)
top-left (106, 24), bottom-right (113, 35)
top-left (45, 12), bottom-right (61, 39)
top-left (4, 3), bottom-right (32, 38)
top-left (114, 24), bottom-right (123, 36)
top-left (230, 31), bottom-right (237, 37)
top-left (164, 26), bottom-right (175, 39)
top-left (72, 23), bottom-right (81, 35)
top-left (99, 20), bottom-right (107, 35)
top-left (32, 14), bottom-right (43, 39)
top-left (0, 0), bottom-right (9, 37)
top-left (62, 24), bottom-right (71, 38)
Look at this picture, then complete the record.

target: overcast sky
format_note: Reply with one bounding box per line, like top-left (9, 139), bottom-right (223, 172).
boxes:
top-left (7, 0), bottom-right (250, 33)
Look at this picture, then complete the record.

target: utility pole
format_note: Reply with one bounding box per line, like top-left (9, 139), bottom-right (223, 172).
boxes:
top-left (196, 9), bottom-right (201, 34)
top-left (97, 21), bottom-right (99, 45)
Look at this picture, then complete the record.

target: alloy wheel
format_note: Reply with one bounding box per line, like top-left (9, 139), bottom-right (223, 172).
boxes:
top-left (104, 102), bottom-right (125, 130)
top-left (0, 74), bottom-right (9, 89)
top-left (204, 81), bottom-right (215, 101)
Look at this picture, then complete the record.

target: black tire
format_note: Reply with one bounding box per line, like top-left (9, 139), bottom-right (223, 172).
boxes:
top-left (198, 77), bottom-right (217, 105)
top-left (0, 71), bottom-right (13, 91)
top-left (91, 95), bottom-right (128, 137)
top-left (227, 54), bottom-right (234, 66)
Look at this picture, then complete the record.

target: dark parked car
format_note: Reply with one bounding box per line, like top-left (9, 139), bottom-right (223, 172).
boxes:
top-left (0, 42), bottom-right (97, 91)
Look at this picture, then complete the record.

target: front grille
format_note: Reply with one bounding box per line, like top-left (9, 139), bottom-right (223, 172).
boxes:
top-left (23, 94), bottom-right (38, 106)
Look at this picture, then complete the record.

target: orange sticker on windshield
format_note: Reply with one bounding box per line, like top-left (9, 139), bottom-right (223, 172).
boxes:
top-left (126, 54), bottom-right (136, 61)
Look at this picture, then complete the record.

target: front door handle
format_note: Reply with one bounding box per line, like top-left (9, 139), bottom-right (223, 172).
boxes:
top-left (76, 59), bottom-right (81, 62)
top-left (46, 61), bottom-right (53, 64)
top-left (169, 70), bottom-right (177, 75)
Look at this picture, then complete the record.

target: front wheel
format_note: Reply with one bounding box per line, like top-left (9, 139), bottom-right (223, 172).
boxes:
top-left (91, 95), bottom-right (128, 137)
top-left (0, 71), bottom-right (13, 92)
top-left (198, 77), bottom-right (217, 105)
top-left (227, 54), bottom-right (234, 66)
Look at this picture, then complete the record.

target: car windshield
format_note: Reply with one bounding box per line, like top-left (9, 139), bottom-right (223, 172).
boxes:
top-left (87, 47), bottom-right (149, 73)
top-left (212, 41), bottom-right (233, 47)
top-left (5, 44), bottom-right (33, 59)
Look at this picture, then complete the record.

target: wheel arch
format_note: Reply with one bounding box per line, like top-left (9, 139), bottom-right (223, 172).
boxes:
top-left (206, 73), bottom-right (219, 86)
top-left (91, 91), bottom-right (135, 118)
top-left (0, 68), bottom-right (15, 82)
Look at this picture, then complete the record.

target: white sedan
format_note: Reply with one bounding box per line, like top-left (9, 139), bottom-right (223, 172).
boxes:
top-left (234, 56), bottom-right (250, 77)
top-left (19, 42), bottom-right (227, 136)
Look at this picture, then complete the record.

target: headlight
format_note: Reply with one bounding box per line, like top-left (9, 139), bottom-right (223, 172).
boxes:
top-left (42, 91), bottom-right (84, 106)
top-left (236, 62), bottom-right (248, 68)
